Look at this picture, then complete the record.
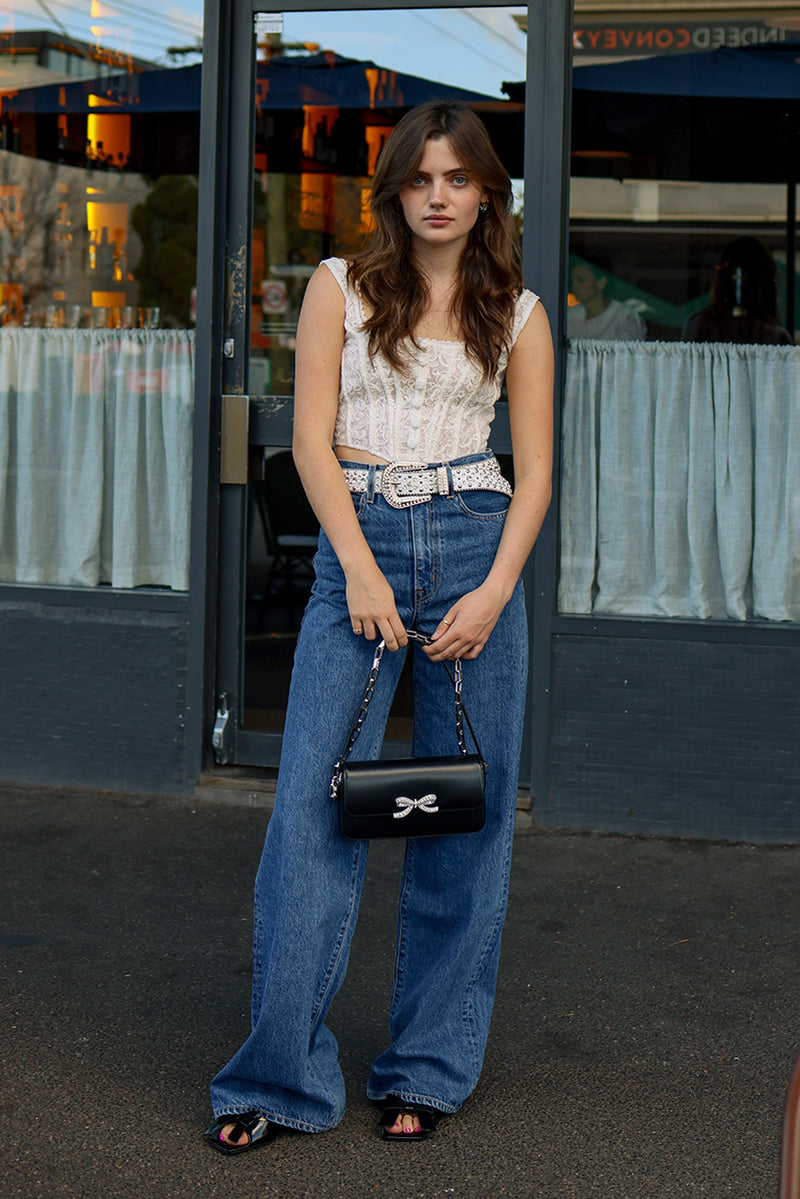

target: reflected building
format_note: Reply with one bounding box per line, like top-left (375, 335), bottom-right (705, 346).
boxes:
top-left (0, 32), bottom-right (199, 329)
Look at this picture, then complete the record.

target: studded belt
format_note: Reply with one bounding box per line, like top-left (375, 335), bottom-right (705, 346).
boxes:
top-left (341, 457), bottom-right (513, 510)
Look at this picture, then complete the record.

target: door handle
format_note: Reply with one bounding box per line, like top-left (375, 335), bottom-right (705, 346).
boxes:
top-left (220, 394), bottom-right (249, 484)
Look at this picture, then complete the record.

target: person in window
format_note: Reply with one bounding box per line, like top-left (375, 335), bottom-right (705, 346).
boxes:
top-left (203, 102), bottom-right (553, 1152)
top-left (567, 257), bottom-right (646, 340)
top-left (681, 236), bottom-right (793, 345)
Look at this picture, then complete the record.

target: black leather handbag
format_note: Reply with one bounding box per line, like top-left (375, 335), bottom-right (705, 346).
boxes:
top-left (330, 630), bottom-right (486, 840)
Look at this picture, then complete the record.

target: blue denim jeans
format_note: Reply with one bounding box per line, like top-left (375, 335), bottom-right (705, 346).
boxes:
top-left (209, 453), bottom-right (528, 1132)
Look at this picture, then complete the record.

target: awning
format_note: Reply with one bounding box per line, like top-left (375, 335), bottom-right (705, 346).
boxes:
top-left (2, 52), bottom-right (497, 115)
top-left (573, 42), bottom-right (800, 100)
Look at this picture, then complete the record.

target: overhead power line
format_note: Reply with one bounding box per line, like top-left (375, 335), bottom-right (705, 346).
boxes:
top-left (1, 0), bottom-right (202, 60)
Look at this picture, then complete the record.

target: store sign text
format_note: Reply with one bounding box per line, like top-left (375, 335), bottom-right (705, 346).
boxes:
top-left (573, 23), bottom-right (788, 57)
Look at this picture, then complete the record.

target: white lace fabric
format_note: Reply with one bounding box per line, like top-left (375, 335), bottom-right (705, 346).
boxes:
top-left (321, 257), bottom-right (539, 464)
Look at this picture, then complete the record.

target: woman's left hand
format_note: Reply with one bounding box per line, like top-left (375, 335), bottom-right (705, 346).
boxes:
top-left (423, 585), bottom-right (507, 661)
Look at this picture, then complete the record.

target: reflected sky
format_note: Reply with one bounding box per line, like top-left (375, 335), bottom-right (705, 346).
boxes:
top-left (280, 9), bottom-right (525, 97)
top-left (0, 3), bottom-right (525, 96)
top-left (0, 0), bottom-right (203, 66)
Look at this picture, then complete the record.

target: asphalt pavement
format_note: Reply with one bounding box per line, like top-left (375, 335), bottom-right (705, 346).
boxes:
top-left (2, 781), bottom-right (799, 1198)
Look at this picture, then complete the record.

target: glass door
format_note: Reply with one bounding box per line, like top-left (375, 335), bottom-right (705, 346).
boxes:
top-left (215, 1), bottom-right (527, 767)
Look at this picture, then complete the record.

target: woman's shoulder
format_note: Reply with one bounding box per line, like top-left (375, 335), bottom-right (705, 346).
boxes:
top-left (510, 287), bottom-right (540, 344)
top-left (320, 257), bottom-right (365, 307)
top-left (319, 256), bottom-right (351, 293)
top-left (317, 258), bottom-right (365, 330)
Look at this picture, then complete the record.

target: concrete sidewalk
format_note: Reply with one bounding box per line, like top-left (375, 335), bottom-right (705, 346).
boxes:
top-left (2, 782), bottom-right (798, 1198)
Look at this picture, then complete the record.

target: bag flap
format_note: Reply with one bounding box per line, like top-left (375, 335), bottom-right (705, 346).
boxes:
top-left (342, 754), bottom-right (485, 819)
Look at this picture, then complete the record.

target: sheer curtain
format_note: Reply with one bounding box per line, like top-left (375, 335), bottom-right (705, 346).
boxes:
top-left (0, 329), bottom-right (194, 590)
top-left (559, 340), bottom-right (800, 622)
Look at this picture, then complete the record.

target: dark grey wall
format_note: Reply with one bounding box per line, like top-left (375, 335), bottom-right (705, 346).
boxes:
top-left (542, 631), bottom-right (800, 842)
top-left (1, 596), bottom-right (191, 794)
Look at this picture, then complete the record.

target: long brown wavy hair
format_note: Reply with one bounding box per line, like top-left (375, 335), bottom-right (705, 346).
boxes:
top-left (348, 101), bottom-right (522, 380)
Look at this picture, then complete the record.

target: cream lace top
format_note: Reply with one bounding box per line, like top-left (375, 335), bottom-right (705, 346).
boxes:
top-left (322, 257), bottom-right (539, 464)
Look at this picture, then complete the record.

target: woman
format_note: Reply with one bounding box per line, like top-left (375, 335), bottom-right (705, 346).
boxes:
top-left (204, 101), bottom-right (553, 1151)
top-left (681, 236), bottom-right (792, 345)
top-left (567, 258), bottom-right (646, 341)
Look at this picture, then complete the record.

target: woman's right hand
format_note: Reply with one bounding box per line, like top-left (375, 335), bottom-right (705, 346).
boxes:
top-left (345, 564), bottom-right (407, 651)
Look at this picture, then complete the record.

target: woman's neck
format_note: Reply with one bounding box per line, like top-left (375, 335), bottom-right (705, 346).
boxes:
top-left (414, 249), bottom-right (461, 338)
top-left (412, 240), bottom-right (463, 289)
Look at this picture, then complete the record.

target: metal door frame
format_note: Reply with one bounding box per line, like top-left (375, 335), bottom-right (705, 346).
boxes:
top-left (205, 0), bottom-right (571, 787)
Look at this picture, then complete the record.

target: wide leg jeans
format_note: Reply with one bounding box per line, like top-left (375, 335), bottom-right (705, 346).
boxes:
top-left (209, 456), bottom-right (528, 1131)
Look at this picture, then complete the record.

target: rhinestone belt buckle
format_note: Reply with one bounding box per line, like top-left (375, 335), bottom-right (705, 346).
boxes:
top-left (380, 462), bottom-right (432, 509)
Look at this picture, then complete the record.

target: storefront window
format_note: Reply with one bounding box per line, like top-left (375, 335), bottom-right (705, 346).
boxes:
top-left (560, 27), bottom-right (800, 622)
top-left (0, 12), bottom-right (201, 589)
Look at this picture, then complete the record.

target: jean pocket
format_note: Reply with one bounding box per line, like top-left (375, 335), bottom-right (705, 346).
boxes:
top-left (454, 490), bottom-right (510, 520)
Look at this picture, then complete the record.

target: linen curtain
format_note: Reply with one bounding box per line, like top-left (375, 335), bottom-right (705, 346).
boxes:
top-left (559, 340), bottom-right (800, 622)
top-left (0, 328), bottom-right (194, 590)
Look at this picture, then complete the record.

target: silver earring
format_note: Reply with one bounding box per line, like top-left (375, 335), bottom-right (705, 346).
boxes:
top-left (479, 201), bottom-right (488, 213)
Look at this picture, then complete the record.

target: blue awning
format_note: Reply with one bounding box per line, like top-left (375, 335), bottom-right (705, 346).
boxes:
top-left (256, 52), bottom-right (495, 109)
top-left (0, 62), bottom-right (200, 114)
top-left (2, 53), bottom-right (496, 115)
top-left (573, 42), bottom-right (800, 100)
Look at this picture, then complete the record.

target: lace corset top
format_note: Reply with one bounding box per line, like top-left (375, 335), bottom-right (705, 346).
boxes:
top-left (321, 257), bottom-right (539, 464)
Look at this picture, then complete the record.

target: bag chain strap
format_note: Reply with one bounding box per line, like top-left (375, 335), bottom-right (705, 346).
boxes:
top-left (330, 629), bottom-right (481, 800)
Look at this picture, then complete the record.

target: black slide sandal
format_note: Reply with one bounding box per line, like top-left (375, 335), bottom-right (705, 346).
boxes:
top-left (203, 1111), bottom-right (283, 1155)
top-left (378, 1095), bottom-right (439, 1142)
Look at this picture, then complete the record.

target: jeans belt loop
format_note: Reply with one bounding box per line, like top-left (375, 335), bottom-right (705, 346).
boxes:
top-left (366, 464), bottom-right (376, 503)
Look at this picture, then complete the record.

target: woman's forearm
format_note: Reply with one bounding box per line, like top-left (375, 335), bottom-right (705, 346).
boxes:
top-left (292, 438), bottom-right (377, 578)
top-left (482, 467), bottom-right (552, 604)
top-left (292, 435), bottom-right (408, 649)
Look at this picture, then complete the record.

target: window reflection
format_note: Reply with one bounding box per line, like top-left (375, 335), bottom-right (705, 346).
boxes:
top-left (0, 42), bottom-right (200, 329)
top-left (0, 19), bottom-right (200, 589)
top-left (681, 236), bottom-right (792, 345)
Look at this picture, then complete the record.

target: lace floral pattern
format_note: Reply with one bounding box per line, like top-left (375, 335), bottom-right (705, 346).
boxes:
top-left (322, 257), bottom-right (539, 464)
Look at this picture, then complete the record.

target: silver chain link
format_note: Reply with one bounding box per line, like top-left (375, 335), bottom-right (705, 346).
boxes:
top-left (453, 658), bottom-right (467, 755)
top-left (407, 630), bottom-right (467, 755)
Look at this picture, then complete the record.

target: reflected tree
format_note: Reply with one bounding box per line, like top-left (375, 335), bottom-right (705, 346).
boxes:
top-left (131, 175), bottom-right (198, 326)
top-left (0, 152), bottom-right (89, 317)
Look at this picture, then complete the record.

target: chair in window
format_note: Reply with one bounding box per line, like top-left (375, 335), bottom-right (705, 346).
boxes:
top-left (252, 449), bottom-right (319, 630)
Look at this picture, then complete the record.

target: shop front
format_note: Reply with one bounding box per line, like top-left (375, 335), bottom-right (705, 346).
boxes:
top-left (0, 1), bottom-right (797, 840)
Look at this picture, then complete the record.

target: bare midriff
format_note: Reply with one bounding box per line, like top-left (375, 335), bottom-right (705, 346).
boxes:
top-left (335, 446), bottom-right (391, 466)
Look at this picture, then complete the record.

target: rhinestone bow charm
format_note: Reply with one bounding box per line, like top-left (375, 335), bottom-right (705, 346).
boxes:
top-left (393, 793), bottom-right (439, 819)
